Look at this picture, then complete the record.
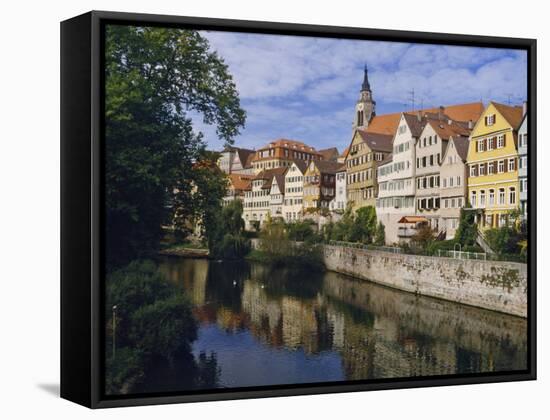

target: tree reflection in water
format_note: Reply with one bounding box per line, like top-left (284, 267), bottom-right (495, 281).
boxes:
top-left (116, 257), bottom-right (528, 393)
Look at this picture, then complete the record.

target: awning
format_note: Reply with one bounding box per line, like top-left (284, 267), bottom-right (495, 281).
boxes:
top-left (398, 216), bottom-right (429, 224)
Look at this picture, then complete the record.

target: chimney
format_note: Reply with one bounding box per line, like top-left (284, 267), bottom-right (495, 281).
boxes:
top-left (417, 110), bottom-right (422, 122)
top-left (523, 101), bottom-right (528, 117)
top-left (438, 106), bottom-right (445, 121)
top-left (468, 120), bottom-right (473, 129)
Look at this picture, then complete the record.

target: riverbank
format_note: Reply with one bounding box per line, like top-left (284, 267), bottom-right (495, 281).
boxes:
top-left (159, 247), bottom-right (209, 258)
top-left (323, 244), bottom-right (527, 317)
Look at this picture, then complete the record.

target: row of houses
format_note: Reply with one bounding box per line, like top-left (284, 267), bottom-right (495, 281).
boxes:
top-left (217, 67), bottom-right (528, 244)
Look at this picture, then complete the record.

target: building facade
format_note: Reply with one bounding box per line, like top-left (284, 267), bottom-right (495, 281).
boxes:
top-left (269, 172), bottom-right (286, 220)
top-left (375, 113), bottom-right (423, 243)
top-left (243, 168), bottom-right (287, 230)
top-left (330, 165), bottom-right (347, 213)
top-left (467, 102), bottom-right (523, 229)
top-left (518, 111), bottom-right (528, 218)
top-left (345, 130), bottom-right (393, 210)
top-left (282, 161), bottom-right (307, 222)
top-left (415, 115), bottom-right (471, 232)
top-left (223, 173), bottom-right (253, 206)
top-left (250, 139), bottom-right (322, 174)
top-left (218, 146), bottom-right (255, 174)
top-left (303, 161), bottom-right (340, 211)
top-left (439, 135), bottom-right (470, 239)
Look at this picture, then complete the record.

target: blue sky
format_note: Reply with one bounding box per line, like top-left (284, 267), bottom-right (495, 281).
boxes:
top-left (194, 30), bottom-right (527, 154)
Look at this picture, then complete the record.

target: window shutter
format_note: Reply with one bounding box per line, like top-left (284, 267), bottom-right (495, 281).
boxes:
top-left (484, 116), bottom-right (488, 125)
top-left (502, 135), bottom-right (506, 148)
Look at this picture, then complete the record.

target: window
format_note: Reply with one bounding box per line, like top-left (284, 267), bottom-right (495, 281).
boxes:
top-left (498, 160), bottom-right (505, 173)
top-left (479, 163), bottom-right (486, 176)
top-left (477, 139), bottom-right (485, 152)
top-left (487, 137), bottom-right (494, 151)
top-left (449, 177), bottom-right (454, 187)
top-left (497, 134), bottom-right (505, 148)
top-left (488, 162), bottom-right (495, 175)
top-left (508, 158), bottom-right (516, 172)
top-left (489, 189), bottom-right (495, 205)
top-left (480, 190), bottom-right (486, 207)
top-left (520, 179), bottom-right (528, 193)
top-left (519, 156), bottom-right (527, 169)
top-left (470, 165), bottom-right (477, 177)
top-left (443, 178), bottom-right (447, 188)
top-left (519, 133), bottom-right (528, 148)
top-left (471, 191), bottom-right (477, 207)
top-left (499, 188), bottom-right (505, 205)
top-left (486, 114), bottom-right (496, 126)
top-left (509, 187), bottom-right (516, 205)
top-left (457, 176), bottom-right (461, 186)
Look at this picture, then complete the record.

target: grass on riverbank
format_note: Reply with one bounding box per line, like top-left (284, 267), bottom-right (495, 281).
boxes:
top-left (246, 245), bottom-right (325, 272)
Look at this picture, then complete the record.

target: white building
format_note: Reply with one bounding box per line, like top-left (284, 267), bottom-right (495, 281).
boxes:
top-left (330, 164), bottom-right (347, 213)
top-left (269, 171), bottom-right (286, 220)
top-left (439, 135), bottom-right (470, 239)
top-left (375, 113), bottom-right (423, 243)
top-left (218, 146), bottom-right (255, 174)
top-left (415, 116), bottom-right (471, 232)
top-left (282, 161), bottom-right (307, 222)
top-left (243, 167), bottom-right (286, 230)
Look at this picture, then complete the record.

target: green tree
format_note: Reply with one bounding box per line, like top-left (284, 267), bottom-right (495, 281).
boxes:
top-left (349, 206), bottom-right (377, 244)
top-left (105, 260), bottom-right (199, 393)
top-left (374, 221), bottom-right (386, 246)
top-left (454, 205), bottom-right (478, 247)
top-left (222, 200), bottom-right (245, 235)
top-left (105, 25), bottom-right (245, 267)
top-left (411, 224), bottom-right (436, 252)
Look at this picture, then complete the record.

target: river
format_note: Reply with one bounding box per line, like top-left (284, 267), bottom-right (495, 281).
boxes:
top-left (136, 256), bottom-right (527, 392)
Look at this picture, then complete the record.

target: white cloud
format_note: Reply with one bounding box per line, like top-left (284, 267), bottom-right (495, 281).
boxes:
top-left (193, 30), bottom-right (527, 152)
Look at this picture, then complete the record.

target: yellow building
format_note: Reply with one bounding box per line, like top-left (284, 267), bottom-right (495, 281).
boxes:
top-left (344, 129), bottom-right (393, 210)
top-left (467, 102), bottom-right (523, 229)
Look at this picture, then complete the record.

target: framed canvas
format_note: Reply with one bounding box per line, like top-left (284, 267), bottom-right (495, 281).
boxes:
top-left (60, 10), bottom-right (536, 408)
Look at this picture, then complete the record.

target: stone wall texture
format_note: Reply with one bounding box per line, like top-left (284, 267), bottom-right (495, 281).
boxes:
top-left (323, 245), bottom-right (527, 317)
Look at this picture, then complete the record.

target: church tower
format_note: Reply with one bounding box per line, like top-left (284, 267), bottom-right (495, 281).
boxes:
top-left (352, 65), bottom-right (376, 131)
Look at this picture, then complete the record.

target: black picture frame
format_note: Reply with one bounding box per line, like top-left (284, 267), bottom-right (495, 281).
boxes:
top-left (61, 10), bottom-right (537, 409)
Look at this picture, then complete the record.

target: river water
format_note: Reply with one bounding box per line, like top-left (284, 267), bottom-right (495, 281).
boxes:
top-left (140, 256), bottom-right (527, 392)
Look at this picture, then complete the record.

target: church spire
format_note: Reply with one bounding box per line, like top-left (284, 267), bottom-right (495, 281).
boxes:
top-left (361, 64), bottom-right (371, 91)
top-left (353, 64), bottom-right (376, 132)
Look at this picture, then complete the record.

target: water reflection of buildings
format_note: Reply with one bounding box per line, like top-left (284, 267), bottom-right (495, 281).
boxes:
top-left (158, 257), bottom-right (527, 381)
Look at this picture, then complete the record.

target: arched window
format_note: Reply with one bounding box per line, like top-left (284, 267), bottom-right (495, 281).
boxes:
top-left (357, 110), bottom-right (364, 126)
top-left (470, 191), bottom-right (477, 207)
top-left (489, 189), bottom-right (495, 205)
top-left (509, 187), bottom-right (516, 205)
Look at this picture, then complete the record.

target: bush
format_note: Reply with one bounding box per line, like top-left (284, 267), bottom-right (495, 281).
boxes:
top-left (211, 233), bottom-right (251, 259)
top-left (253, 217), bottom-right (324, 271)
top-left (105, 260), bottom-right (199, 393)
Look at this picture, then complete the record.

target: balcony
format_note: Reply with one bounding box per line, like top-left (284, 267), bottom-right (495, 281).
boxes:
top-left (397, 227), bottom-right (417, 238)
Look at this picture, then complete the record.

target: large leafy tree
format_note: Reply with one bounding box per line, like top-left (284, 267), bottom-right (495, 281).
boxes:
top-left (105, 25), bottom-right (245, 267)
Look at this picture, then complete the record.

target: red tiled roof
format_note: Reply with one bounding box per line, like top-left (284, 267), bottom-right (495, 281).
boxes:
top-left (318, 147), bottom-right (339, 161)
top-left (228, 173), bottom-right (253, 191)
top-left (356, 131), bottom-right (394, 152)
top-left (491, 102), bottom-right (524, 130)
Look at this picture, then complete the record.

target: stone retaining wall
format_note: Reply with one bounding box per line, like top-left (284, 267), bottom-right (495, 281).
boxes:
top-left (323, 245), bottom-right (527, 317)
